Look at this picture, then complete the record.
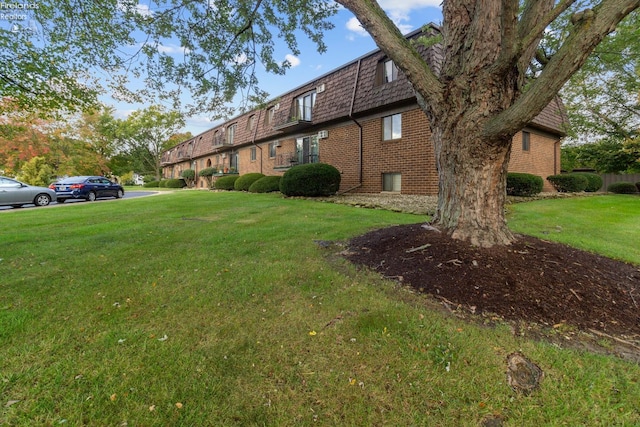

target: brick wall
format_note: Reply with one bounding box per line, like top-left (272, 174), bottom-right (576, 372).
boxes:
top-left (509, 128), bottom-right (561, 192)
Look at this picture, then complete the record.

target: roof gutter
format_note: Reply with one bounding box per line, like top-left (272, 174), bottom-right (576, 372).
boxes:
top-left (340, 58), bottom-right (364, 194)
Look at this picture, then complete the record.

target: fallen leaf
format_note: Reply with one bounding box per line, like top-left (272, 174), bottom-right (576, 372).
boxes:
top-left (175, 402), bottom-right (183, 409)
top-left (110, 393), bottom-right (117, 401)
top-left (308, 330), bottom-right (317, 336)
top-left (5, 400), bottom-right (20, 407)
top-left (149, 405), bottom-right (156, 412)
top-left (158, 334), bottom-right (168, 342)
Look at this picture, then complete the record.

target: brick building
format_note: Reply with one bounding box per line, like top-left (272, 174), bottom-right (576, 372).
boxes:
top-left (161, 24), bottom-right (567, 194)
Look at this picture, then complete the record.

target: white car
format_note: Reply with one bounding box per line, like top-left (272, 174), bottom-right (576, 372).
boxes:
top-left (0, 176), bottom-right (57, 208)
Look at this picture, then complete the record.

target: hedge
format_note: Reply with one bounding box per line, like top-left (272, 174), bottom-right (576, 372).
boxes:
top-left (547, 174), bottom-right (588, 192)
top-left (214, 175), bottom-right (239, 190)
top-left (143, 181), bottom-right (160, 188)
top-left (249, 176), bottom-right (282, 193)
top-left (506, 173), bottom-right (543, 197)
top-left (234, 173), bottom-right (265, 191)
top-left (607, 182), bottom-right (638, 194)
top-left (165, 178), bottom-right (187, 188)
top-left (571, 172), bottom-right (603, 192)
top-left (280, 163), bottom-right (341, 197)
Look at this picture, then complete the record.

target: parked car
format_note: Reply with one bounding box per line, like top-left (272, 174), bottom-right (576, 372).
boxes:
top-left (49, 176), bottom-right (124, 203)
top-left (0, 176), bottom-right (57, 208)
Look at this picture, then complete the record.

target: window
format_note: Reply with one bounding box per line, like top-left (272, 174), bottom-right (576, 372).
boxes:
top-left (383, 60), bottom-right (398, 83)
top-left (227, 124), bottom-right (236, 145)
top-left (250, 147), bottom-right (257, 161)
top-left (269, 141), bottom-right (278, 158)
top-left (265, 107), bottom-right (275, 126)
top-left (522, 131), bottom-right (530, 151)
top-left (247, 115), bottom-right (255, 130)
top-left (376, 59), bottom-right (399, 85)
top-left (383, 113), bottom-right (402, 140)
top-left (295, 92), bottom-right (316, 121)
top-left (296, 135), bottom-right (319, 164)
top-left (383, 173), bottom-right (401, 192)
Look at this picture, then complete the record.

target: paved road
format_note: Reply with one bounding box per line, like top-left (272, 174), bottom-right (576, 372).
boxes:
top-left (0, 191), bottom-right (158, 211)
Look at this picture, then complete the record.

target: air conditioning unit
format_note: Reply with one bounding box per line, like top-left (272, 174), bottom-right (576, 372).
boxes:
top-left (316, 83), bottom-right (326, 93)
top-left (317, 130), bottom-right (329, 139)
top-left (274, 103), bottom-right (280, 110)
top-left (274, 140), bottom-right (281, 147)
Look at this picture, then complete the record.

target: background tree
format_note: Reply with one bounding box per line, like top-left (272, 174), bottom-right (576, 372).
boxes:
top-left (0, 104), bottom-right (52, 175)
top-left (6, 0), bottom-right (640, 246)
top-left (562, 137), bottom-right (640, 173)
top-left (15, 156), bottom-right (55, 186)
top-left (115, 106), bottom-right (185, 180)
top-left (559, 12), bottom-right (639, 143)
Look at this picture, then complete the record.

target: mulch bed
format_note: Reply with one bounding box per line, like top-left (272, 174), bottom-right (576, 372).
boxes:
top-left (344, 224), bottom-right (640, 337)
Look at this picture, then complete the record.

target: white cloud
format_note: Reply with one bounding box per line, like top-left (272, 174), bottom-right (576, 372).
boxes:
top-left (346, 17), bottom-right (368, 37)
top-left (284, 54), bottom-right (301, 68)
top-left (345, 0), bottom-right (441, 38)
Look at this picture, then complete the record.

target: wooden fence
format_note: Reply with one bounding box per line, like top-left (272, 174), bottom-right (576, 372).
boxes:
top-left (599, 173), bottom-right (640, 191)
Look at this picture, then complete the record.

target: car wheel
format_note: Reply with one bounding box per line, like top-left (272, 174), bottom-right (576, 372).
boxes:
top-left (87, 192), bottom-right (97, 202)
top-left (116, 189), bottom-right (124, 198)
top-left (34, 194), bottom-right (51, 206)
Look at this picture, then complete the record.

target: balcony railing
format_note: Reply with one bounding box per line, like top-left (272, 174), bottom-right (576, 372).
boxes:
top-left (213, 136), bottom-right (233, 147)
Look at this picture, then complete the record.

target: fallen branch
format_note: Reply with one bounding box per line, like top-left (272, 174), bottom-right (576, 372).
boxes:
top-left (588, 329), bottom-right (640, 351)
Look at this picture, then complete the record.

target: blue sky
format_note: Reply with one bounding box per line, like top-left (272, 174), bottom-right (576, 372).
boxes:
top-left (109, 1), bottom-right (443, 136)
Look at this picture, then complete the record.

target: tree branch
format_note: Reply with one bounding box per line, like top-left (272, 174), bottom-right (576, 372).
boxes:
top-left (484, 0), bottom-right (640, 139)
top-left (336, 0), bottom-right (444, 107)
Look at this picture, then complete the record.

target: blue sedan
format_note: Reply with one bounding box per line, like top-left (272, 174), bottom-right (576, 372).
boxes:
top-left (49, 176), bottom-right (124, 203)
top-left (0, 176), bottom-right (57, 207)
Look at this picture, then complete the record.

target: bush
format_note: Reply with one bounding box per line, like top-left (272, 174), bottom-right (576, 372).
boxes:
top-left (234, 173), bottom-right (265, 191)
top-left (180, 169), bottom-right (196, 180)
top-left (214, 175), bottom-right (239, 190)
top-left (571, 172), bottom-right (603, 192)
top-left (506, 173), bottom-right (543, 197)
top-left (249, 176), bottom-right (282, 193)
top-left (158, 180), bottom-right (168, 188)
top-left (165, 178), bottom-right (187, 188)
top-left (143, 181), bottom-right (160, 188)
top-left (280, 163), bottom-right (341, 197)
top-left (547, 174), bottom-right (588, 192)
top-left (198, 167), bottom-right (217, 177)
top-left (607, 182), bottom-right (638, 194)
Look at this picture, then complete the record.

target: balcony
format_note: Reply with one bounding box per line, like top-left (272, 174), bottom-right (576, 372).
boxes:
top-left (273, 152), bottom-right (299, 169)
top-left (213, 136), bottom-right (233, 147)
top-left (273, 105), bottom-right (314, 132)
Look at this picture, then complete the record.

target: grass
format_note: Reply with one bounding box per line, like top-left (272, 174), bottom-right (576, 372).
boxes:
top-left (508, 194), bottom-right (640, 264)
top-left (1, 191), bottom-right (639, 425)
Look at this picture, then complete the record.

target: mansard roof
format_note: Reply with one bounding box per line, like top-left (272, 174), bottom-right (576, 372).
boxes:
top-left (162, 23), bottom-right (567, 165)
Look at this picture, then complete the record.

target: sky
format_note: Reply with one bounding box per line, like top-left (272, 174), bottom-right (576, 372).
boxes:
top-left (109, 0), bottom-right (443, 136)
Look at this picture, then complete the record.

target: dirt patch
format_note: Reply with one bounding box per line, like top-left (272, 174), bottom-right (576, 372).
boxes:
top-left (343, 223), bottom-right (640, 361)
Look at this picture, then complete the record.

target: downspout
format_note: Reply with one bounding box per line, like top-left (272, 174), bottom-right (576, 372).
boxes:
top-left (339, 58), bottom-right (363, 194)
top-left (251, 110), bottom-right (263, 174)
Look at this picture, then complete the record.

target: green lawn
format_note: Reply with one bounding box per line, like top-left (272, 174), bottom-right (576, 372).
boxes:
top-left (508, 194), bottom-right (640, 264)
top-left (1, 192), bottom-right (638, 426)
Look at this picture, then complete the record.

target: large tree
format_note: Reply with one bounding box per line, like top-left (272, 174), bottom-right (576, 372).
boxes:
top-left (115, 106), bottom-right (185, 180)
top-left (6, 0), bottom-right (640, 246)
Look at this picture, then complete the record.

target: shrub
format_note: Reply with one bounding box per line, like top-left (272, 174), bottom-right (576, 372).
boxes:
top-left (180, 169), bottom-right (196, 179)
top-left (234, 173), bottom-right (265, 191)
top-left (165, 178), bottom-right (187, 188)
top-left (143, 181), bottom-right (160, 188)
top-left (547, 174), bottom-right (588, 192)
top-left (280, 163), bottom-right (341, 197)
top-left (158, 179), bottom-right (168, 188)
top-left (607, 182), bottom-right (638, 194)
top-left (198, 167), bottom-right (217, 177)
top-left (214, 175), bottom-right (239, 190)
top-left (249, 176), bottom-right (282, 193)
top-left (506, 173), bottom-right (543, 197)
top-left (571, 172), bottom-right (603, 192)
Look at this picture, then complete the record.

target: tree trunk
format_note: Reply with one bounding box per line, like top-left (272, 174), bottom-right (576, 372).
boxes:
top-left (430, 120), bottom-right (515, 247)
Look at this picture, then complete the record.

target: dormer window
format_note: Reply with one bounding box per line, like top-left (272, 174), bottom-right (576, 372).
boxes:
top-left (296, 92), bottom-right (316, 121)
top-left (376, 59), bottom-right (399, 85)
